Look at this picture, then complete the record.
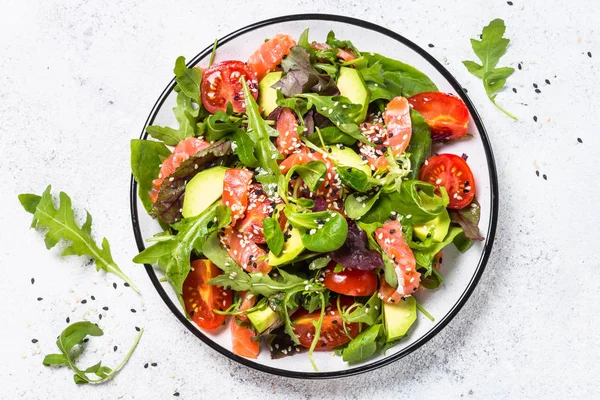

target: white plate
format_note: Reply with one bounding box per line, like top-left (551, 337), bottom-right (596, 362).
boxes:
top-left (130, 14), bottom-right (498, 378)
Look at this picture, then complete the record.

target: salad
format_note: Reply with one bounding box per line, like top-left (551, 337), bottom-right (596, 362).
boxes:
top-left (131, 29), bottom-right (483, 368)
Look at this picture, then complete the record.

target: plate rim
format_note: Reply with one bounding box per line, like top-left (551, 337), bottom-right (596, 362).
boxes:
top-left (129, 12), bottom-right (499, 379)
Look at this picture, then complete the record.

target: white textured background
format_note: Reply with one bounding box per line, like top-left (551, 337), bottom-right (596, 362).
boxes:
top-left (1, 0), bottom-right (598, 399)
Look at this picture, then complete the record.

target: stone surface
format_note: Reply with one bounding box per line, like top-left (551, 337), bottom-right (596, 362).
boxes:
top-left (0, 0), bottom-right (598, 399)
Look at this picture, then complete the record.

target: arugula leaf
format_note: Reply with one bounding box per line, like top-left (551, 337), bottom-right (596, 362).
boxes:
top-left (285, 209), bottom-right (348, 252)
top-left (19, 186), bottom-right (139, 293)
top-left (326, 30), bottom-right (361, 57)
top-left (173, 56), bottom-right (202, 103)
top-left (241, 78), bottom-right (282, 177)
top-left (342, 324), bottom-right (383, 364)
top-left (146, 91), bottom-right (199, 146)
top-left (296, 93), bottom-right (369, 144)
top-left (133, 201), bottom-right (222, 300)
top-left (273, 46), bottom-right (338, 97)
top-left (463, 19), bottom-right (517, 120)
top-left (449, 198), bottom-right (484, 241)
top-left (43, 321), bottom-right (143, 385)
top-left (152, 140), bottom-right (232, 224)
top-left (405, 109), bottom-right (431, 180)
top-left (286, 160), bottom-right (327, 192)
top-left (356, 53), bottom-right (438, 100)
top-left (204, 104), bottom-right (244, 142)
top-left (264, 217), bottom-right (284, 255)
top-left (130, 139), bottom-right (172, 213)
top-left (342, 291), bottom-right (381, 325)
top-left (231, 130), bottom-right (259, 168)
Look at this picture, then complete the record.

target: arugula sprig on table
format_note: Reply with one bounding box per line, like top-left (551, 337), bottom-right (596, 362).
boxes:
top-left (19, 186), bottom-right (140, 293)
top-left (43, 322), bottom-right (143, 384)
top-left (463, 18), bottom-right (518, 120)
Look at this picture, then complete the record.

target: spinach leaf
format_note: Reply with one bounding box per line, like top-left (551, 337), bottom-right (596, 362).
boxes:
top-left (43, 321), bottom-right (143, 385)
top-left (345, 190), bottom-right (382, 220)
top-left (19, 186), bottom-right (139, 292)
top-left (453, 231), bottom-right (473, 253)
top-left (130, 139), bottom-right (172, 213)
top-left (242, 78), bottom-right (282, 177)
top-left (358, 191), bottom-right (402, 224)
top-left (307, 126), bottom-right (357, 146)
top-left (173, 56), bottom-right (202, 103)
top-left (406, 109), bottom-right (431, 180)
top-left (356, 53), bottom-right (438, 100)
top-left (296, 93), bottom-right (369, 144)
top-left (412, 226), bottom-right (464, 269)
top-left (286, 209), bottom-right (348, 252)
top-left (309, 256), bottom-right (331, 270)
top-left (449, 198), bottom-right (484, 241)
top-left (337, 166), bottom-right (377, 192)
top-left (273, 46), bottom-right (338, 97)
top-left (463, 19), bottom-right (517, 120)
top-left (264, 217), bottom-right (284, 255)
top-left (152, 140), bottom-right (232, 224)
top-left (342, 324), bottom-right (383, 364)
top-left (133, 201), bottom-right (222, 300)
top-left (286, 160), bottom-right (327, 192)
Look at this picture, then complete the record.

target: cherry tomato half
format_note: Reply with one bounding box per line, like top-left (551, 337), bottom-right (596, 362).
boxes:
top-left (182, 259), bottom-right (232, 330)
top-left (201, 60), bottom-right (258, 114)
top-left (420, 154), bottom-right (476, 209)
top-left (323, 263), bottom-right (378, 297)
top-left (408, 92), bottom-right (469, 140)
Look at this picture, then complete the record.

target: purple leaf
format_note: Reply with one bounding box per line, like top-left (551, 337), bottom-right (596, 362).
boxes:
top-left (449, 198), bottom-right (484, 241)
top-left (329, 221), bottom-right (383, 270)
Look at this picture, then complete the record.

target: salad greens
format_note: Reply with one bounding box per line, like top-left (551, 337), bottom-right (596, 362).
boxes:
top-left (19, 186), bottom-right (139, 292)
top-left (463, 18), bottom-right (517, 120)
top-left (130, 27), bottom-right (483, 368)
top-left (43, 322), bottom-right (144, 384)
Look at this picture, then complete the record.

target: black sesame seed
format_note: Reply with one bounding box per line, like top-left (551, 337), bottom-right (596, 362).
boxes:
top-left (174, 393), bottom-right (180, 397)
top-left (577, 137), bottom-right (583, 143)
top-left (588, 52), bottom-right (592, 58)
top-left (533, 116), bottom-right (538, 122)
top-left (91, 295), bottom-right (95, 300)
top-left (320, 343), bottom-right (327, 348)
top-left (545, 79), bottom-right (551, 85)
top-left (428, 43), bottom-right (434, 48)
top-left (31, 339), bottom-right (38, 343)
top-left (507, 1), bottom-right (513, 5)
top-left (518, 63), bottom-right (522, 70)
top-left (98, 314), bottom-right (102, 320)
top-left (124, 282), bottom-right (130, 287)
top-left (189, 310), bottom-right (195, 317)
top-left (533, 83), bottom-right (538, 88)
top-left (463, 87), bottom-right (468, 93)
top-left (543, 174), bottom-right (547, 180)
top-left (536, 170), bottom-right (540, 177)
top-left (535, 89), bottom-right (541, 94)
top-left (113, 283), bottom-right (117, 289)
top-left (151, 362), bottom-right (158, 367)
top-left (331, 320), bottom-right (338, 324)
top-left (83, 338), bottom-right (89, 343)
top-left (131, 308), bottom-right (137, 313)
top-left (390, 229), bottom-right (396, 234)
top-left (66, 317), bottom-right (70, 323)
top-left (135, 326), bottom-right (141, 332)
top-left (37, 297), bottom-right (43, 301)
top-left (31, 278), bottom-right (35, 285)
top-left (81, 299), bottom-right (87, 304)
top-left (103, 306), bottom-right (109, 311)
top-left (391, 299), bottom-right (395, 303)
top-left (144, 363), bottom-right (149, 369)
top-left (114, 345), bottom-right (118, 352)
top-left (512, 88), bottom-right (517, 93)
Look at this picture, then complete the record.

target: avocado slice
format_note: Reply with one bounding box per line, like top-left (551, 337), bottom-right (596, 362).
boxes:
top-left (181, 166), bottom-right (228, 218)
top-left (328, 145), bottom-right (371, 176)
top-left (337, 67), bottom-right (369, 123)
top-left (384, 296), bottom-right (417, 342)
top-left (247, 303), bottom-right (278, 333)
top-left (268, 225), bottom-right (304, 266)
top-left (258, 71), bottom-right (282, 117)
top-left (413, 209), bottom-right (451, 242)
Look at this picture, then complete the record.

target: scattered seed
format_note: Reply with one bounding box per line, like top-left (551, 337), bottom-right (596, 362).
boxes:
top-left (533, 83), bottom-right (538, 88)
top-left (124, 282), bottom-right (130, 287)
top-left (588, 51), bottom-right (592, 58)
top-left (545, 79), bottom-right (551, 85)
top-left (463, 87), bottom-right (468, 93)
top-left (37, 297), bottom-right (43, 301)
top-left (533, 116), bottom-right (538, 122)
top-left (577, 137), bottom-right (583, 143)
top-left (113, 345), bottom-right (118, 352)
top-left (542, 174), bottom-right (547, 180)
top-left (81, 299), bottom-right (87, 304)
top-left (66, 317), bottom-right (70, 323)
top-left (507, 1), bottom-right (513, 5)
top-left (173, 393), bottom-right (180, 397)
top-left (535, 170), bottom-right (540, 177)
top-left (428, 43), bottom-right (434, 48)
top-left (98, 314), bottom-right (102, 320)
top-left (102, 306), bottom-right (109, 311)
top-left (135, 326), bottom-right (141, 332)
top-left (535, 88), bottom-right (541, 94)
top-left (31, 278), bottom-right (35, 285)
top-left (144, 363), bottom-right (149, 369)
top-left (151, 362), bottom-right (158, 367)
top-left (90, 295), bottom-right (95, 301)
top-left (512, 88), bottom-right (517, 93)
top-left (83, 338), bottom-right (89, 343)
top-left (130, 308), bottom-right (137, 313)
top-left (518, 63), bottom-right (522, 70)
top-left (113, 282), bottom-right (117, 289)
top-left (31, 339), bottom-right (38, 343)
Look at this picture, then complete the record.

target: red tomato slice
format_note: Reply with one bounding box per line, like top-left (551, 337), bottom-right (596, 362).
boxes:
top-left (182, 259), bottom-right (232, 330)
top-left (323, 262), bottom-right (378, 297)
top-left (222, 169), bottom-right (254, 222)
top-left (358, 96), bottom-right (412, 171)
top-left (292, 297), bottom-right (359, 350)
top-left (220, 226), bottom-right (271, 274)
top-left (150, 137), bottom-right (210, 203)
top-left (276, 108), bottom-right (301, 156)
top-left (408, 92), bottom-right (469, 140)
top-left (419, 153), bottom-right (475, 209)
top-left (237, 184), bottom-right (279, 244)
top-left (201, 60), bottom-right (258, 114)
top-left (247, 34), bottom-right (296, 81)
top-left (375, 220), bottom-right (420, 303)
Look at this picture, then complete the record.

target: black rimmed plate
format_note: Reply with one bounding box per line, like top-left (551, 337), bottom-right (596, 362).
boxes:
top-left (130, 13), bottom-right (498, 379)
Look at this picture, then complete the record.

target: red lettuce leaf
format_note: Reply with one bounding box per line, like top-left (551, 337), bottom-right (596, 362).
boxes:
top-left (329, 221), bottom-right (384, 270)
top-left (449, 198), bottom-right (484, 241)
